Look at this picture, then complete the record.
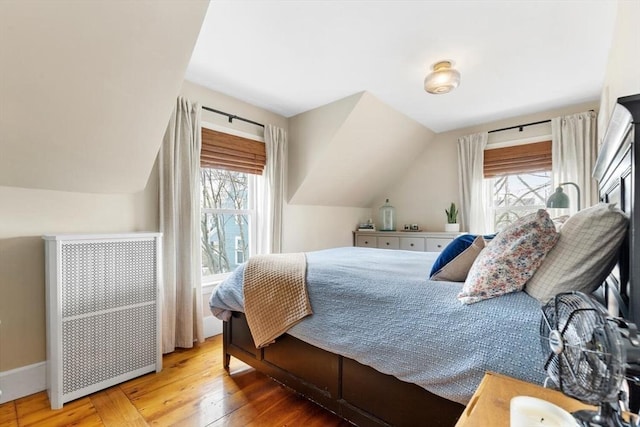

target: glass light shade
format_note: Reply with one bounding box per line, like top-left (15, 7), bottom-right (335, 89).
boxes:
top-left (424, 61), bottom-right (461, 94)
top-left (546, 187), bottom-right (570, 209)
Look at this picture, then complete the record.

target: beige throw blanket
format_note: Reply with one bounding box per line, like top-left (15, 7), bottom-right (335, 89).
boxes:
top-left (242, 252), bottom-right (312, 348)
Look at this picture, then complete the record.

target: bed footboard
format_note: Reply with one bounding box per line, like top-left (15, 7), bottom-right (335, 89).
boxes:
top-left (223, 312), bottom-right (464, 427)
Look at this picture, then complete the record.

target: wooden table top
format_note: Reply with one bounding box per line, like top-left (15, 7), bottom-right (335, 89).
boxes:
top-left (455, 372), bottom-right (594, 427)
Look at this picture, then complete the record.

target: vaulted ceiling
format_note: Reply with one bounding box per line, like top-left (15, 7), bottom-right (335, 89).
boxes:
top-left (0, 1), bottom-right (209, 193)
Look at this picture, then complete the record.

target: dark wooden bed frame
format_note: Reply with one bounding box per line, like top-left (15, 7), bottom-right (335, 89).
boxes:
top-left (223, 94), bottom-right (640, 427)
top-left (593, 94), bottom-right (640, 324)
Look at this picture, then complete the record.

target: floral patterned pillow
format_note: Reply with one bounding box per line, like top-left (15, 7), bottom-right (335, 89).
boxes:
top-left (458, 209), bottom-right (559, 304)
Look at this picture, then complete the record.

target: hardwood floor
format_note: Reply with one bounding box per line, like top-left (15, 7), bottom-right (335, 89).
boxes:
top-left (0, 335), bottom-right (352, 426)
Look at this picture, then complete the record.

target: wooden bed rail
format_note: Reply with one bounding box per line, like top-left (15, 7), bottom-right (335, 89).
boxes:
top-left (224, 312), bottom-right (464, 427)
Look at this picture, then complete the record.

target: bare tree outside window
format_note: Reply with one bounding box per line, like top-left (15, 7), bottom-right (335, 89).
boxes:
top-left (492, 171), bottom-right (551, 232)
top-left (200, 168), bottom-right (251, 278)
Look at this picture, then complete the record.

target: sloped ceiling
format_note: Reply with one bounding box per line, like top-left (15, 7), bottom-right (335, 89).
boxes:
top-left (288, 92), bottom-right (435, 207)
top-left (0, 0), bottom-right (209, 193)
top-left (186, 1), bottom-right (617, 133)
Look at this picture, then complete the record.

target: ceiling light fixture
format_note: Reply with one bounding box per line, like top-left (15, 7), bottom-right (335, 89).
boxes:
top-left (424, 60), bottom-right (461, 95)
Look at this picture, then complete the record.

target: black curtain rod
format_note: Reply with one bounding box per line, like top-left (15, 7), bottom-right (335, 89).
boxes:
top-left (488, 109), bottom-right (596, 134)
top-left (202, 106), bottom-right (265, 128)
top-left (488, 119), bottom-right (550, 134)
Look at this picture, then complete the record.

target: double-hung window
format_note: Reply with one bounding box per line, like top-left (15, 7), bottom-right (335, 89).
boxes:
top-left (200, 169), bottom-right (254, 280)
top-left (199, 126), bottom-right (265, 283)
top-left (484, 141), bottom-right (552, 232)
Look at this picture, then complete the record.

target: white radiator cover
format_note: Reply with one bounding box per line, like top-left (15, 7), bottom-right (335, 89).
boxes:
top-left (43, 233), bottom-right (162, 409)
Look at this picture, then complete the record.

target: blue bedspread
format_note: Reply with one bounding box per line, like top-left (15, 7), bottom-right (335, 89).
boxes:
top-left (209, 246), bottom-right (547, 404)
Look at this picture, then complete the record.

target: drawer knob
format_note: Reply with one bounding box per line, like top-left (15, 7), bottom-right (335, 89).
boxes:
top-left (386, 242), bottom-right (390, 246)
top-left (364, 241), bottom-right (369, 244)
top-left (410, 243), bottom-right (414, 247)
top-left (437, 244), bottom-right (442, 248)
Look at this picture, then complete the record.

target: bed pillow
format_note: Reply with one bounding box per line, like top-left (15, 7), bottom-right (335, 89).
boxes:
top-left (429, 234), bottom-right (477, 277)
top-left (525, 203), bottom-right (628, 303)
top-left (551, 215), bottom-right (570, 231)
top-left (458, 209), bottom-right (559, 304)
top-left (430, 235), bottom-right (486, 282)
top-left (429, 234), bottom-right (495, 278)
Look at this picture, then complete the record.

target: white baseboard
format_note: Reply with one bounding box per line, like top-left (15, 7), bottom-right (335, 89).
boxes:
top-left (0, 318), bottom-right (222, 405)
top-left (204, 315), bottom-right (222, 338)
top-left (0, 362), bottom-right (46, 404)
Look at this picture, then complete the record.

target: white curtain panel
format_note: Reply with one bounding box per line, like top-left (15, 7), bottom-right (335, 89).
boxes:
top-left (551, 111), bottom-right (598, 215)
top-left (159, 97), bottom-right (204, 353)
top-left (457, 132), bottom-right (491, 234)
top-left (257, 125), bottom-right (287, 254)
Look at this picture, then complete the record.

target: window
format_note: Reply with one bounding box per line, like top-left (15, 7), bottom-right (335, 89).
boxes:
top-left (199, 127), bottom-right (265, 283)
top-left (484, 141), bottom-right (552, 232)
top-left (200, 168), bottom-right (254, 281)
top-left (490, 172), bottom-right (552, 232)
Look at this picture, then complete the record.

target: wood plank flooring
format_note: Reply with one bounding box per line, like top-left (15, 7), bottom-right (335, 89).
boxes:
top-left (1, 335), bottom-right (352, 426)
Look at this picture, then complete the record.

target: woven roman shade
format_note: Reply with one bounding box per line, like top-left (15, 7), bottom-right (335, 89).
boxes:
top-left (201, 127), bottom-right (266, 174)
top-left (484, 140), bottom-right (552, 178)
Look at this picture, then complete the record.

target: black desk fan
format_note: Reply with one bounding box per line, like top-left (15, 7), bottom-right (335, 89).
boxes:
top-left (540, 291), bottom-right (640, 426)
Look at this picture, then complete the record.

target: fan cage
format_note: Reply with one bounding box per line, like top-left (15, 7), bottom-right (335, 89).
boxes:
top-left (540, 291), bottom-right (626, 405)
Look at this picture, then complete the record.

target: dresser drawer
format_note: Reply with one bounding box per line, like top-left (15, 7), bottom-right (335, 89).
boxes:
top-left (355, 235), bottom-right (377, 247)
top-left (353, 231), bottom-right (462, 252)
top-left (400, 237), bottom-right (425, 251)
top-left (426, 238), bottom-right (453, 252)
top-left (377, 236), bottom-right (400, 249)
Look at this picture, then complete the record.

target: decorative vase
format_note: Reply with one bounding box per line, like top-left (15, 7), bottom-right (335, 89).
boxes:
top-left (445, 223), bottom-right (460, 232)
top-left (379, 198), bottom-right (396, 231)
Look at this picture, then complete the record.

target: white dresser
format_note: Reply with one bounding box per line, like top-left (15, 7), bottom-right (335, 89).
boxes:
top-left (353, 231), bottom-right (463, 252)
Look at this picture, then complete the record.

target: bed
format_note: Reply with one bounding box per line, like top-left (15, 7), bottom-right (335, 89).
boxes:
top-left (209, 94), bottom-right (640, 427)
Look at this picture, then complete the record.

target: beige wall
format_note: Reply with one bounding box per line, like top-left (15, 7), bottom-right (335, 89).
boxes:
top-left (282, 205), bottom-right (371, 252)
top-left (0, 182), bottom-right (157, 372)
top-left (379, 101), bottom-right (598, 232)
top-left (285, 90), bottom-right (437, 250)
top-left (288, 93), bottom-right (359, 202)
top-left (288, 92), bottom-right (436, 208)
top-left (598, 0), bottom-right (640, 141)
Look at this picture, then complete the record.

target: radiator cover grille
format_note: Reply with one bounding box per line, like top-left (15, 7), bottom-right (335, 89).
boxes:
top-left (61, 241), bottom-right (157, 317)
top-left (44, 234), bottom-right (161, 409)
top-left (62, 304), bottom-right (157, 394)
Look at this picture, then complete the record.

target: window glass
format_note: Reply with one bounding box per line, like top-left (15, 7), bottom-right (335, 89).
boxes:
top-left (491, 171), bottom-right (552, 232)
top-left (200, 168), bottom-right (252, 281)
top-left (235, 236), bottom-right (246, 264)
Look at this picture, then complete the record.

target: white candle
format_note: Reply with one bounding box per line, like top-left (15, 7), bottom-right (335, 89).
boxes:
top-left (510, 396), bottom-right (576, 427)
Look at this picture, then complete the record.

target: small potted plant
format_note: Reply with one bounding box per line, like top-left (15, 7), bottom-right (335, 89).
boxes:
top-left (445, 202), bottom-right (460, 232)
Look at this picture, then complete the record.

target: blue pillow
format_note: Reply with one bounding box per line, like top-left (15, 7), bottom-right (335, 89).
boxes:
top-left (429, 234), bottom-right (495, 278)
